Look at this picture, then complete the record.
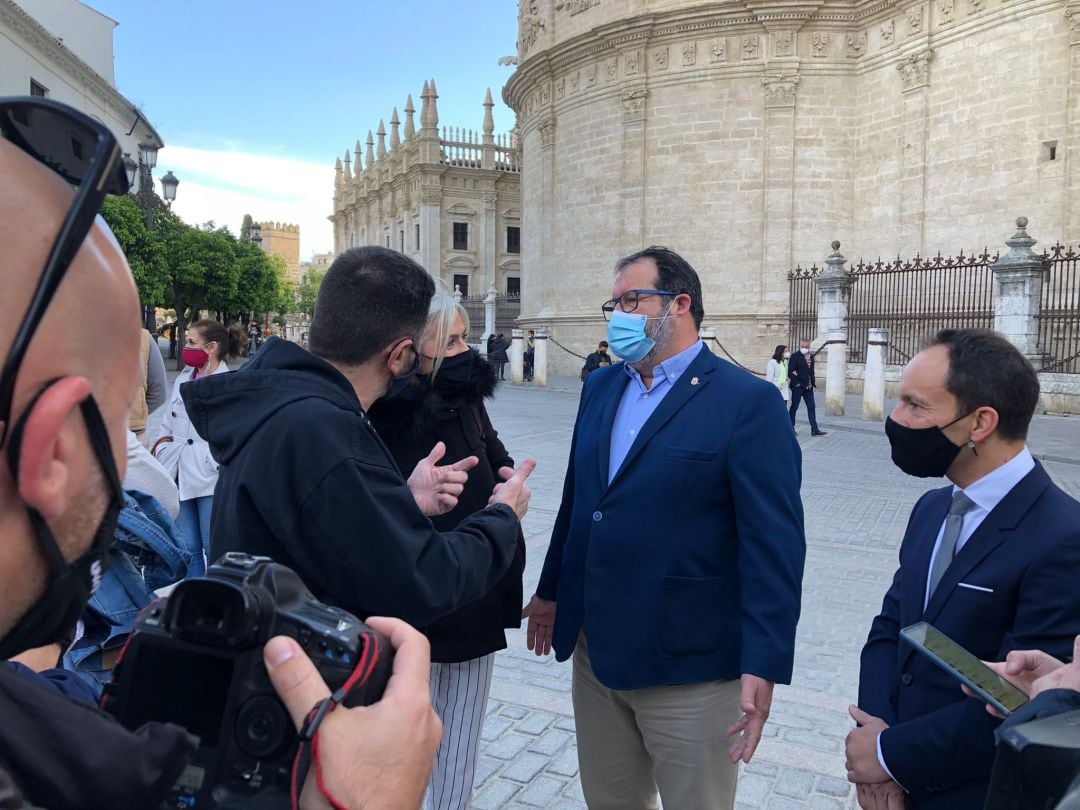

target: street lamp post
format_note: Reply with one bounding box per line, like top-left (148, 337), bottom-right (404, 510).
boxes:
top-left (247, 223), bottom-right (272, 335)
top-left (123, 144), bottom-right (179, 333)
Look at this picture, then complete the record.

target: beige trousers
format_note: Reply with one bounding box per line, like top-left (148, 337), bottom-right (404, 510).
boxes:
top-left (572, 635), bottom-right (742, 810)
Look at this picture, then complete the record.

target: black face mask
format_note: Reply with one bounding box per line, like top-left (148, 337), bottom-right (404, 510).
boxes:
top-left (429, 349), bottom-right (476, 391)
top-left (0, 383), bottom-right (123, 659)
top-left (884, 411), bottom-right (973, 479)
top-left (387, 350), bottom-right (421, 399)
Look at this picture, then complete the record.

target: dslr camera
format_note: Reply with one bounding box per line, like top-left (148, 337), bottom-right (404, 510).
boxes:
top-left (104, 553), bottom-right (392, 809)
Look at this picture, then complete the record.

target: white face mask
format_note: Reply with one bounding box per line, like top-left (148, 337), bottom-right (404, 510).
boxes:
top-left (782, 351), bottom-right (791, 359)
top-left (800, 347), bottom-right (810, 355)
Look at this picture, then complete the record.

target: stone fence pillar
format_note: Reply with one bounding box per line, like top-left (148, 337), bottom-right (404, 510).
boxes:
top-left (863, 327), bottom-right (889, 421)
top-left (814, 241), bottom-right (854, 341)
top-left (825, 329), bottom-right (847, 416)
top-left (482, 285), bottom-right (497, 350)
top-left (509, 328), bottom-right (524, 385)
top-left (533, 328), bottom-right (548, 387)
top-left (991, 217), bottom-right (1044, 365)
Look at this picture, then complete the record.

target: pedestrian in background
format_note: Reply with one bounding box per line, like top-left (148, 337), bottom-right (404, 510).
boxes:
top-left (369, 288), bottom-right (525, 810)
top-left (524, 329), bottom-right (535, 382)
top-left (581, 340), bottom-right (612, 381)
top-left (127, 327), bottom-right (167, 446)
top-left (489, 332), bottom-right (509, 381)
top-left (152, 319), bottom-right (247, 577)
top-left (788, 339), bottom-right (826, 436)
top-left (766, 344), bottom-right (791, 405)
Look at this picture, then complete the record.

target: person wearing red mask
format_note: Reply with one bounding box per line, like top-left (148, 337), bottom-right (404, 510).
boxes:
top-left (152, 320), bottom-right (247, 576)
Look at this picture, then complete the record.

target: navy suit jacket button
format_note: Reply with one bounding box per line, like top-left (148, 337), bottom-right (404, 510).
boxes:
top-left (592, 510), bottom-right (603, 522)
top-left (901, 672), bottom-right (913, 686)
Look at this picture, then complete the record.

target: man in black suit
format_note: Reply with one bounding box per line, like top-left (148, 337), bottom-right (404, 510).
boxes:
top-left (788, 339), bottom-right (826, 436)
top-left (846, 329), bottom-right (1080, 809)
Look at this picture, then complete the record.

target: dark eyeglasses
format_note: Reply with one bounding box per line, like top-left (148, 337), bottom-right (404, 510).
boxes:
top-left (601, 289), bottom-right (678, 321)
top-left (0, 96), bottom-right (130, 446)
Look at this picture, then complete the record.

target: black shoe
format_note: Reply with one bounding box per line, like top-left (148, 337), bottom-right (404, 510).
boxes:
top-left (811, 430), bottom-right (827, 436)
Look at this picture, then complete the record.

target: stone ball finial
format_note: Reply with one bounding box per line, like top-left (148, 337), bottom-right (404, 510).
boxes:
top-left (1016, 216), bottom-right (1028, 230)
top-left (831, 240), bottom-right (841, 250)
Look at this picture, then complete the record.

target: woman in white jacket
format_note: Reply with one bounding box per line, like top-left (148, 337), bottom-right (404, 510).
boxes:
top-left (152, 319), bottom-right (247, 577)
top-left (765, 344), bottom-right (791, 404)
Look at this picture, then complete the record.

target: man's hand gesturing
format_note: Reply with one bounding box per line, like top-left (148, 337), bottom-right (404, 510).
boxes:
top-left (489, 459), bottom-right (537, 520)
top-left (407, 441), bottom-right (479, 516)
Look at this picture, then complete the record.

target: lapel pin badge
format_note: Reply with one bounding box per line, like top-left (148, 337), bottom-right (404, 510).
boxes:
top-left (690, 376), bottom-right (699, 386)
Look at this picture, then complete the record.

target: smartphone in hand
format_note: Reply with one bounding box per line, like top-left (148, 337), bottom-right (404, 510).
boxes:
top-left (900, 622), bottom-right (1029, 717)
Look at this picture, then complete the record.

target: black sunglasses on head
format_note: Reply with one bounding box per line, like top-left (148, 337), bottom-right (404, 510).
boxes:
top-left (0, 96), bottom-right (130, 447)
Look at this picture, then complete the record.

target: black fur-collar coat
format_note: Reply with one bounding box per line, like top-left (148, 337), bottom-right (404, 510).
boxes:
top-left (368, 352), bottom-right (525, 663)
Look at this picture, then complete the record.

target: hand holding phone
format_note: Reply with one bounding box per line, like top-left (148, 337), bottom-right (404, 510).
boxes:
top-left (899, 622), bottom-right (1029, 717)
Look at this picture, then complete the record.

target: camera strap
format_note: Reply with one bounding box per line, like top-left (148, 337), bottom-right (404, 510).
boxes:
top-left (290, 632), bottom-right (382, 810)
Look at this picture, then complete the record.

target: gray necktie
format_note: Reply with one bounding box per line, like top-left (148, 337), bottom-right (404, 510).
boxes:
top-left (928, 490), bottom-right (976, 602)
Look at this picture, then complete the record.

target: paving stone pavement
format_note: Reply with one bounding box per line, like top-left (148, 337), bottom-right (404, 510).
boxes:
top-left (152, 350), bottom-right (1080, 809)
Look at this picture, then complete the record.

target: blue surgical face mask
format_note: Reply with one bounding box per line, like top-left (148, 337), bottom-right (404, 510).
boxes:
top-left (607, 311), bottom-right (656, 364)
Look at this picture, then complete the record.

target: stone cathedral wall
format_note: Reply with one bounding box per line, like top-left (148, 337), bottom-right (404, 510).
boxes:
top-left (505, 0), bottom-right (1079, 375)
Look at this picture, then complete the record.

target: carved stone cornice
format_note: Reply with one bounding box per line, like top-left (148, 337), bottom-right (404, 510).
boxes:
top-left (1065, 4), bottom-right (1080, 44)
top-left (762, 74), bottom-right (800, 107)
top-left (0, 0), bottom-right (163, 146)
top-left (622, 88), bottom-right (648, 123)
top-left (896, 47), bottom-right (932, 91)
top-left (537, 116), bottom-right (556, 148)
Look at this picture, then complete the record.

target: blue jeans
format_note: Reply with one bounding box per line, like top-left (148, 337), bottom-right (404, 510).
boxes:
top-left (177, 495), bottom-right (213, 577)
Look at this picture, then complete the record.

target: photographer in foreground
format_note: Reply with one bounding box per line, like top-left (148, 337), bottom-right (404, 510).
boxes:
top-left (0, 96), bottom-right (439, 809)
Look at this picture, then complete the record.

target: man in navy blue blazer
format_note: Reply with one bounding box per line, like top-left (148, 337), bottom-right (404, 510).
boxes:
top-left (848, 329), bottom-right (1080, 809)
top-left (522, 247), bottom-right (806, 809)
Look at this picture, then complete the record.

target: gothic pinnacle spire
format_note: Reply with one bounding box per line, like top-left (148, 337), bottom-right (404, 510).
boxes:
top-left (404, 94), bottom-right (416, 140)
top-left (483, 87), bottom-right (495, 140)
top-left (390, 108), bottom-right (401, 150)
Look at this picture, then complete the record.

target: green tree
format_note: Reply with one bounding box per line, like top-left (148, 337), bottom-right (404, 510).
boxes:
top-left (239, 213), bottom-right (253, 243)
top-left (99, 195), bottom-right (168, 309)
top-left (296, 268), bottom-right (325, 318)
top-left (160, 218), bottom-right (240, 368)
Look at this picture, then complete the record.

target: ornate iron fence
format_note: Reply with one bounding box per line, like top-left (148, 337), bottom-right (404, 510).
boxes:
top-left (788, 251), bottom-right (997, 364)
top-left (845, 251), bottom-right (997, 364)
top-left (787, 264), bottom-right (820, 350)
top-left (460, 293), bottom-right (521, 337)
top-left (1037, 244), bottom-right (1080, 374)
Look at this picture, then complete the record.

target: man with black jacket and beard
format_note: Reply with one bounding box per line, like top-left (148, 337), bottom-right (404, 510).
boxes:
top-left (368, 289), bottom-right (524, 810)
top-left (184, 246), bottom-right (535, 631)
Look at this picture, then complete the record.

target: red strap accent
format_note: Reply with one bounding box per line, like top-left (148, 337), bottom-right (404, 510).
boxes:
top-left (290, 633), bottom-right (380, 810)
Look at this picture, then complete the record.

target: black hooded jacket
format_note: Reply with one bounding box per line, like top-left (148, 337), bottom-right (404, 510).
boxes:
top-left (368, 351), bottom-right (525, 663)
top-left (181, 338), bottom-right (519, 628)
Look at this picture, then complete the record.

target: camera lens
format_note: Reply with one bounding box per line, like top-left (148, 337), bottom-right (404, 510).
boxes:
top-left (235, 696), bottom-right (291, 760)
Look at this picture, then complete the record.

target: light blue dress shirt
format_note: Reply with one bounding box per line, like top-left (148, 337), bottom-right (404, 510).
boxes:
top-left (608, 340), bottom-right (703, 484)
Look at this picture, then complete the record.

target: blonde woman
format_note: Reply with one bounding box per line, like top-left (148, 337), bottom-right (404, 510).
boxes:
top-left (368, 289), bottom-right (525, 810)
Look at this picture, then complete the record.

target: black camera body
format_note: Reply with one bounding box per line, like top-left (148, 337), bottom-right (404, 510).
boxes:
top-left (104, 553), bottom-right (392, 809)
